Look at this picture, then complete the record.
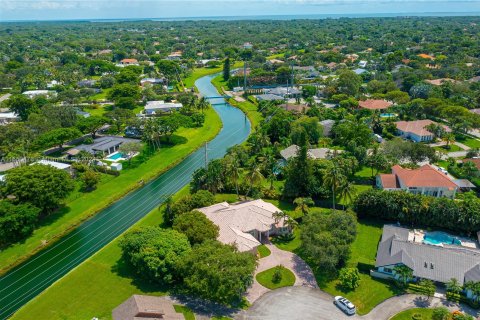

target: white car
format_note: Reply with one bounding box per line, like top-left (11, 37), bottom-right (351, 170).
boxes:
top-left (334, 296), bottom-right (356, 315)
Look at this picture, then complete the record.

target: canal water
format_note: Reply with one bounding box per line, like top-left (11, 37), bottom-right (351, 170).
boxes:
top-left (0, 74), bottom-right (251, 319)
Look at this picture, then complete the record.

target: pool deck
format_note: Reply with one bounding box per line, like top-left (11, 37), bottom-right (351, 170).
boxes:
top-left (409, 229), bottom-right (479, 249)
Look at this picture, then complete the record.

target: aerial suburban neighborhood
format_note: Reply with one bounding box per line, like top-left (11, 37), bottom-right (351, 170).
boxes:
top-left (1, 4), bottom-right (480, 320)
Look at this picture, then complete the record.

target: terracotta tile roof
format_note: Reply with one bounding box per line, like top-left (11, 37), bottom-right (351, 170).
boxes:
top-left (392, 164), bottom-right (458, 189)
top-left (358, 99), bottom-right (393, 110)
top-left (379, 174), bottom-right (400, 189)
top-left (418, 53), bottom-right (435, 60)
top-left (120, 58), bottom-right (138, 64)
top-left (395, 120), bottom-right (450, 137)
top-left (463, 158), bottom-right (480, 170)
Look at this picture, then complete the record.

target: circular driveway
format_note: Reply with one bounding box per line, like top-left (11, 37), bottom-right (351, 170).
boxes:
top-left (239, 286), bottom-right (352, 320)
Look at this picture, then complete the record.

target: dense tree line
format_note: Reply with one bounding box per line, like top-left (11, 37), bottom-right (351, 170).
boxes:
top-left (355, 189), bottom-right (480, 234)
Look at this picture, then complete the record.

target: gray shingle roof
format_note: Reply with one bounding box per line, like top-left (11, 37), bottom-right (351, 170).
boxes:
top-left (376, 225), bottom-right (480, 285)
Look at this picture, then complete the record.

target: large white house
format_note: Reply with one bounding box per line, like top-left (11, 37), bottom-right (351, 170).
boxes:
top-left (144, 101), bottom-right (183, 115)
top-left (377, 164), bottom-right (458, 198)
top-left (196, 199), bottom-right (288, 253)
top-left (395, 120), bottom-right (450, 143)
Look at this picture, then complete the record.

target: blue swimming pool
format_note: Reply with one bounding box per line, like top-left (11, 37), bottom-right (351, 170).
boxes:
top-left (380, 113), bottom-right (397, 118)
top-left (107, 152), bottom-right (124, 160)
top-left (423, 231), bottom-right (461, 246)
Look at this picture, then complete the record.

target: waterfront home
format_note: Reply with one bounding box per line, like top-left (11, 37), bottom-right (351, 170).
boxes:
top-left (395, 119), bottom-right (450, 143)
top-left (377, 164), bottom-right (458, 198)
top-left (374, 225), bottom-right (480, 291)
top-left (144, 101), bottom-right (183, 115)
top-left (113, 295), bottom-right (184, 320)
top-left (197, 199), bottom-right (288, 253)
top-left (358, 99), bottom-right (393, 112)
top-left (280, 144), bottom-right (342, 162)
top-left (68, 136), bottom-right (138, 157)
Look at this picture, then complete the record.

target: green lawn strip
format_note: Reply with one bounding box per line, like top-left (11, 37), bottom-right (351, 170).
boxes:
top-left (455, 134), bottom-right (480, 149)
top-left (257, 245), bottom-right (271, 258)
top-left (271, 228), bottom-right (302, 252)
top-left (389, 308), bottom-right (434, 320)
top-left (11, 187), bottom-right (191, 320)
top-left (317, 219), bottom-right (403, 315)
top-left (434, 144), bottom-right (462, 153)
top-left (183, 62), bottom-right (244, 89)
top-left (256, 266), bottom-right (296, 290)
top-left (0, 107), bottom-right (222, 275)
top-left (211, 75), bottom-right (263, 129)
top-left (174, 305), bottom-right (195, 320)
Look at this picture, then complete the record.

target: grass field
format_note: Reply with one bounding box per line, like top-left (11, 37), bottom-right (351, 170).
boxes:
top-left (174, 305), bottom-right (195, 320)
top-left (0, 107), bottom-right (222, 275)
top-left (456, 134), bottom-right (480, 149)
top-left (256, 266), bottom-right (296, 290)
top-left (183, 62), bottom-right (243, 89)
top-left (257, 245), bottom-right (271, 258)
top-left (434, 144), bottom-right (462, 153)
top-left (390, 308), bottom-right (434, 320)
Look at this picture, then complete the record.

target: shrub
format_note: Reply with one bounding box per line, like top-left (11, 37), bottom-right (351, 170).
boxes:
top-left (339, 267), bottom-right (361, 290)
top-left (412, 313), bottom-right (422, 320)
top-left (172, 210), bottom-right (219, 245)
top-left (272, 266), bottom-right (283, 284)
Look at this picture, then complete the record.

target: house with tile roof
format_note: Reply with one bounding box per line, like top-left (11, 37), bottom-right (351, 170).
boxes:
top-left (374, 225), bottom-right (480, 291)
top-left (280, 145), bottom-right (342, 162)
top-left (395, 119), bottom-right (450, 143)
top-left (119, 58), bottom-right (139, 66)
top-left (377, 164), bottom-right (458, 198)
top-left (112, 295), bottom-right (184, 320)
top-left (358, 99), bottom-right (393, 112)
top-left (196, 199), bottom-right (288, 253)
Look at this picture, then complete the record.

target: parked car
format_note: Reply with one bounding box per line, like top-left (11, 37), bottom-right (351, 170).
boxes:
top-left (437, 167), bottom-right (448, 175)
top-left (334, 296), bottom-right (356, 315)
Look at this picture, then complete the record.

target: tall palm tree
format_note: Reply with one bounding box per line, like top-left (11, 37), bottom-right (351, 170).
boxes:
top-left (197, 97), bottom-right (210, 114)
top-left (446, 278), bottom-right (462, 295)
top-left (293, 197), bottom-right (314, 216)
top-left (394, 265), bottom-right (413, 287)
top-left (323, 164), bottom-right (346, 210)
top-left (244, 162), bottom-right (264, 198)
top-left (338, 181), bottom-right (357, 210)
top-left (259, 151), bottom-right (277, 190)
top-left (225, 154), bottom-right (241, 199)
top-left (442, 133), bottom-right (456, 150)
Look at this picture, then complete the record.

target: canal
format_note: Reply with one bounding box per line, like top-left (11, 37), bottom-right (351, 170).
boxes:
top-left (0, 74), bottom-right (251, 319)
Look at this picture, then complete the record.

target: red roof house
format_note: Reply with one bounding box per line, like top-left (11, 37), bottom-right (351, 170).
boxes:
top-left (358, 99), bottom-right (393, 111)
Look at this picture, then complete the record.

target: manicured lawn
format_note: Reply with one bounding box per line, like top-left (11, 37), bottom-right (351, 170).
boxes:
top-left (174, 305), bottom-right (195, 320)
top-left (271, 228), bottom-right (302, 252)
top-left (434, 144), bottom-right (462, 153)
top-left (390, 308), bottom-right (434, 320)
top-left (256, 266), bottom-right (296, 290)
top-left (257, 245), bottom-right (271, 258)
top-left (0, 107), bottom-right (222, 275)
top-left (318, 219), bottom-right (404, 315)
top-left (183, 62), bottom-right (243, 89)
top-left (456, 134), bottom-right (480, 149)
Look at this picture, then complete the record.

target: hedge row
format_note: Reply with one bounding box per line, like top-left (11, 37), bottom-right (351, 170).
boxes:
top-left (354, 189), bottom-right (480, 234)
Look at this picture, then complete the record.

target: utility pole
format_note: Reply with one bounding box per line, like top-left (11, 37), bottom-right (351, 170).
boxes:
top-left (204, 142), bottom-right (208, 169)
top-left (243, 60), bottom-right (247, 94)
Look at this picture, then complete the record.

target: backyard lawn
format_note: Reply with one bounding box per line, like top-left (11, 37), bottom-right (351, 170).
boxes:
top-left (256, 266), bottom-right (296, 290)
top-left (390, 308), bottom-right (434, 320)
top-left (0, 107), bottom-right (222, 275)
top-left (456, 134), bottom-right (480, 149)
top-left (434, 144), bottom-right (463, 153)
top-left (257, 245), bottom-right (271, 258)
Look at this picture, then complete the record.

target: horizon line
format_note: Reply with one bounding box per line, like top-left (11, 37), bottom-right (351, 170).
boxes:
top-left (2, 11), bottom-right (480, 23)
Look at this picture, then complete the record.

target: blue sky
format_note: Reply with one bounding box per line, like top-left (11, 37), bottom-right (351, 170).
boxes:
top-left (1, 0), bottom-right (479, 21)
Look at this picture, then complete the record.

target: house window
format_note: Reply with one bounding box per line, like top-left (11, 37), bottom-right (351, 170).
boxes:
top-left (424, 262), bottom-right (428, 268)
top-left (430, 263), bottom-right (434, 269)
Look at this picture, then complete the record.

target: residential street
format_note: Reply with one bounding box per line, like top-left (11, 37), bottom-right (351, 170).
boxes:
top-left (238, 287), bottom-right (480, 320)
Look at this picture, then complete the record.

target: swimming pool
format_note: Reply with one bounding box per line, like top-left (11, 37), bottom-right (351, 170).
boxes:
top-left (423, 231), bottom-right (461, 246)
top-left (106, 152), bottom-right (124, 161)
top-left (380, 113), bottom-right (397, 118)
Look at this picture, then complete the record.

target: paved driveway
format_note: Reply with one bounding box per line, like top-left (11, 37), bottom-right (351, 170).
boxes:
top-left (246, 244), bottom-right (317, 303)
top-left (239, 287), bottom-right (480, 320)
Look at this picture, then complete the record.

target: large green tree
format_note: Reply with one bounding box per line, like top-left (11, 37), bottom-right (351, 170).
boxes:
top-left (5, 165), bottom-right (75, 212)
top-left (7, 94), bottom-right (37, 121)
top-left (173, 210), bottom-right (219, 245)
top-left (0, 201), bottom-right (41, 246)
top-left (180, 240), bottom-right (257, 305)
top-left (119, 227), bottom-right (191, 284)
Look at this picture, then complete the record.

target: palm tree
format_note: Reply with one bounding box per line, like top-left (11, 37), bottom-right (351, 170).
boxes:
top-left (272, 211), bottom-right (287, 224)
top-left (293, 197), bottom-right (314, 216)
top-left (244, 162), bottom-right (264, 198)
top-left (225, 154), bottom-right (241, 199)
top-left (463, 161), bottom-right (478, 177)
top-left (338, 181), bottom-right (357, 210)
top-left (259, 151), bottom-right (277, 190)
top-left (442, 133), bottom-right (456, 150)
top-left (393, 265), bottom-right (413, 287)
top-left (323, 164), bottom-right (346, 210)
top-left (197, 97), bottom-right (210, 114)
top-left (446, 278), bottom-right (462, 295)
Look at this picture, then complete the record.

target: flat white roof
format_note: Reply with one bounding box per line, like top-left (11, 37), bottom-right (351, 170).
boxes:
top-left (33, 160), bottom-right (71, 170)
top-left (0, 112), bottom-right (18, 119)
top-left (145, 101), bottom-right (182, 110)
